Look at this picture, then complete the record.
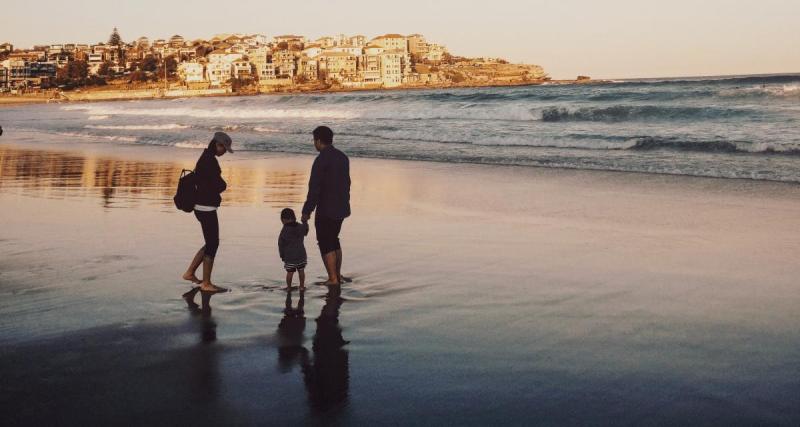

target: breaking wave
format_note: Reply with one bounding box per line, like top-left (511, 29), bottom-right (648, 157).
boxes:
top-left (540, 105), bottom-right (750, 122)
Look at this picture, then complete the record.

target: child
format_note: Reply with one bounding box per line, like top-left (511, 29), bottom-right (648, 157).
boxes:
top-left (278, 208), bottom-right (309, 289)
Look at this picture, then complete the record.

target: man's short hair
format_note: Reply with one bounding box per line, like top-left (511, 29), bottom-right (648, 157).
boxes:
top-left (313, 126), bottom-right (334, 145)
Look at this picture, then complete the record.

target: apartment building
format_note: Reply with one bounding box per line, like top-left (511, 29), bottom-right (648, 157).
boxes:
top-left (318, 51), bottom-right (357, 82)
top-left (379, 50), bottom-right (403, 87)
top-left (206, 61), bottom-right (232, 86)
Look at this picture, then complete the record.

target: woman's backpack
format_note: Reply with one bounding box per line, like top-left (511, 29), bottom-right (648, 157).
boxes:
top-left (173, 169), bottom-right (197, 212)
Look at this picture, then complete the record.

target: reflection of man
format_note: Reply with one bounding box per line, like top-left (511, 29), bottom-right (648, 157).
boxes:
top-left (301, 126), bottom-right (350, 286)
top-left (302, 285), bottom-right (349, 412)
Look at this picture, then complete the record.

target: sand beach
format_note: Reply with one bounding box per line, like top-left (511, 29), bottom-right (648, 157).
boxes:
top-left (1, 136), bottom-right (799, 425)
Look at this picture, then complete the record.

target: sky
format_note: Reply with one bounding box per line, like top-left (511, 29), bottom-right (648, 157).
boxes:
top-left (2, 0), bottom-right (799, 79)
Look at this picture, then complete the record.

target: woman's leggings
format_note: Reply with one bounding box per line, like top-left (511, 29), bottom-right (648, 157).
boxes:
top-left (194, 210), bottom-right (219, 258)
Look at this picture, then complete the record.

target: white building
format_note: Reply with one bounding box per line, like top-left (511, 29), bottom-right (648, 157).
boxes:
top-left (302, 45), bottom-right (322, 59)
top-left (232, 60), bottom-right (252, 79)
top-left (424, 44), bottom-right (446, 62)
top-left (206, 61), bottom-right (232, 86)
top-left (178, 62), bottom-right (205, 83)
top-left (329, 46), bottom-right (363, 56)
top-left (207, 50), bottom-right (243, 64)
top-left (255, 62), bottom-right (276, 81)
top-left (371, 34), bottom-right (408, 53)
top-left (379, 50), bottom-right (403, 87)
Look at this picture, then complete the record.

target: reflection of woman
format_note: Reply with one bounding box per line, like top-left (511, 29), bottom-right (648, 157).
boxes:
top-left (182, 132), bottom-right (233, 295)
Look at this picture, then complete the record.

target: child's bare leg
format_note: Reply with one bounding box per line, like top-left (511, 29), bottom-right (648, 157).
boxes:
top-left (298, 269), bottom-right (305, 289)
top-left (285, 271), bottom-right (294, 288)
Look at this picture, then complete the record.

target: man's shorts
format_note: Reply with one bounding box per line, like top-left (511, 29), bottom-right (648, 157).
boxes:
top-left (284, 261), bottom-right (307, 273)
top-left (315, 215), bottom-right (344, 255)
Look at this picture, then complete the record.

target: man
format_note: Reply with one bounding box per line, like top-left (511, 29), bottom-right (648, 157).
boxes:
top-left (301, 126), bottom-right (350, 286)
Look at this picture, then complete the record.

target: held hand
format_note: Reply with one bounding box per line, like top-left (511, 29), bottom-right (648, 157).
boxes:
top-left (301, 213), bottom-right (310, 222)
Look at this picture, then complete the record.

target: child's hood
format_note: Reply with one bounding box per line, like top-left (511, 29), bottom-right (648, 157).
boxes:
top-left (283, 222), bottom-right (308, 238)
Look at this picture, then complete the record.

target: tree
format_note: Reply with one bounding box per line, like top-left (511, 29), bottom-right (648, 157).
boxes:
top-left (141, 56), bottom-right (158, 72)
top-left (56, 60), bottom-right (89, 86)
top-left (156, 56), bottom-right (178, 80)
top-left (98, 61), bottom-right (114, 77)
top-left (108, 27), bottom-right (122, 46)
top-left (129, 70), bottom-right (149, 82)
top-left (107, 28), bottom-right (125, 66)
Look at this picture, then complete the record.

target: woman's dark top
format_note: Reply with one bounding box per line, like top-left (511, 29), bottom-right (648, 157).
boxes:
top-left (194, 148), bottom-right (227, 207)
top-left (278, 221), bottom-right (309, 264)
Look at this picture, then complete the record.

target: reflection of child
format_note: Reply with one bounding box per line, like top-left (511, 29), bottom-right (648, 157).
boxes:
top-left (278, 208), bottom-right (309, 289)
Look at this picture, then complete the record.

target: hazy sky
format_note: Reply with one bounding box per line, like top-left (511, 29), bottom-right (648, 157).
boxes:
top-left (3, 0), bottom-right (799, 79)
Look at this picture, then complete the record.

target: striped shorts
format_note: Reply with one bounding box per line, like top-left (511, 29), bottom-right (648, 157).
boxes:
top-left (284, 261), bottom-right (307, 273)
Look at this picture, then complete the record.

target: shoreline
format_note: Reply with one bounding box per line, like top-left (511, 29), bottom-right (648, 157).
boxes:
top-left (3, 129), bottom-right (798, 187)
top-left (3, 134), bottom-right (798, 191)
top-left (0, 78), bottom-right (607, 106)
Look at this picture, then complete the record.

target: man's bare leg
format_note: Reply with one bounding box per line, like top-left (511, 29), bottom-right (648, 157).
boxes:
top-left (321, 251), bottom-right (340, 285)
top-left (298, 269), bottom-right (306, 289)
top-left (183, 247), bottom-right (204, 284)
top-left (335, 248), bottom-right (344, 283)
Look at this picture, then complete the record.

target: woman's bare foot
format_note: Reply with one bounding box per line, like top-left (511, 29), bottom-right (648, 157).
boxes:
top-left (200, 282), bottom-right (228, 293)
top-left (182, 272), bottom-right (202, 284)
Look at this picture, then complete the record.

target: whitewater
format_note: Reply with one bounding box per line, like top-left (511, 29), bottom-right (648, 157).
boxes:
top-left (3, 73), bottom-right (800, 182)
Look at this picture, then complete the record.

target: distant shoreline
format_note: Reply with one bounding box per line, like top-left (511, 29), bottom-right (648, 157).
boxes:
top-left (0, 78), bottom-right (608, 106)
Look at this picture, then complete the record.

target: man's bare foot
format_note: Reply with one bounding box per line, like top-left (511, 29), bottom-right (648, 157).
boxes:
top-left (339, 276), bottom-right (352, 283)
top-left (182, 272), bottom-right (202, 284)
top-left (200, 282), bottom-right (228, 293)
top-left (318, 280), bottom-right (340, 286)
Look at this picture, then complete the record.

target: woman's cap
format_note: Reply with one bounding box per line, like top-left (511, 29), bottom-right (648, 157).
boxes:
top-left (212, 132), bottom-right (234, 153)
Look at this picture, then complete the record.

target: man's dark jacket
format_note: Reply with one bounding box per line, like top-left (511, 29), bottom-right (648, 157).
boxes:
top-left (302, 145), bottom-right (350, 219)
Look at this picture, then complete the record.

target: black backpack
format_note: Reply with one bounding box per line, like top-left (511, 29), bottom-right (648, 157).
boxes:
top-left (173, 169), bottom-right (197, 212)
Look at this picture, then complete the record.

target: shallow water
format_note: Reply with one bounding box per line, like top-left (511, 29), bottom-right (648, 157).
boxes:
top-left (1, 141), bottom-right (799, 425)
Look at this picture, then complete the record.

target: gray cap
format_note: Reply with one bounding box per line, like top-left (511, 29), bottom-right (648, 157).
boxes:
top-left (212, 131), bottom-right (234, 153)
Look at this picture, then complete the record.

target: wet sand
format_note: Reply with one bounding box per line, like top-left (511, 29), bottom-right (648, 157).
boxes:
top-left (1, 137), bottom-right (799, 425)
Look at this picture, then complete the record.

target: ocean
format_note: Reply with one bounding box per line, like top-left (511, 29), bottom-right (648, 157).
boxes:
top-left (3, 73), bottom-right (800, 182)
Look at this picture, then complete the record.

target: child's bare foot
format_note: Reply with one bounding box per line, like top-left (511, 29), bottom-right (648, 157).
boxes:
top-left (182, 272), bottom-right (202, 284)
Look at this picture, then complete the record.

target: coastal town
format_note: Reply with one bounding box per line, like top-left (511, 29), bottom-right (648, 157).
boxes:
top-left (0, 29), bottom-right (550, 102)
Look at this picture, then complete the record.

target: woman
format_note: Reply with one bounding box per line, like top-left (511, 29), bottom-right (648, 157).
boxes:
top-left (182, 132), bottom-right (233, 296)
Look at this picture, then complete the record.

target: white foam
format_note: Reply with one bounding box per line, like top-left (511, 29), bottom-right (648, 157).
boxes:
top-left (254, 127), bottom-right (281, 133)
top-left (53, 131), bottom-right (138, 143)
top-left (718, 84), bottom-right (800, 98)
top-left (66, 104), bottom-right (358, 120)
top-left (87, 115), bottom-right (110, 120)
top-left (85, 124), bottom-right (189, 130)
top-left (175, 141), bottom-right (207, 149)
